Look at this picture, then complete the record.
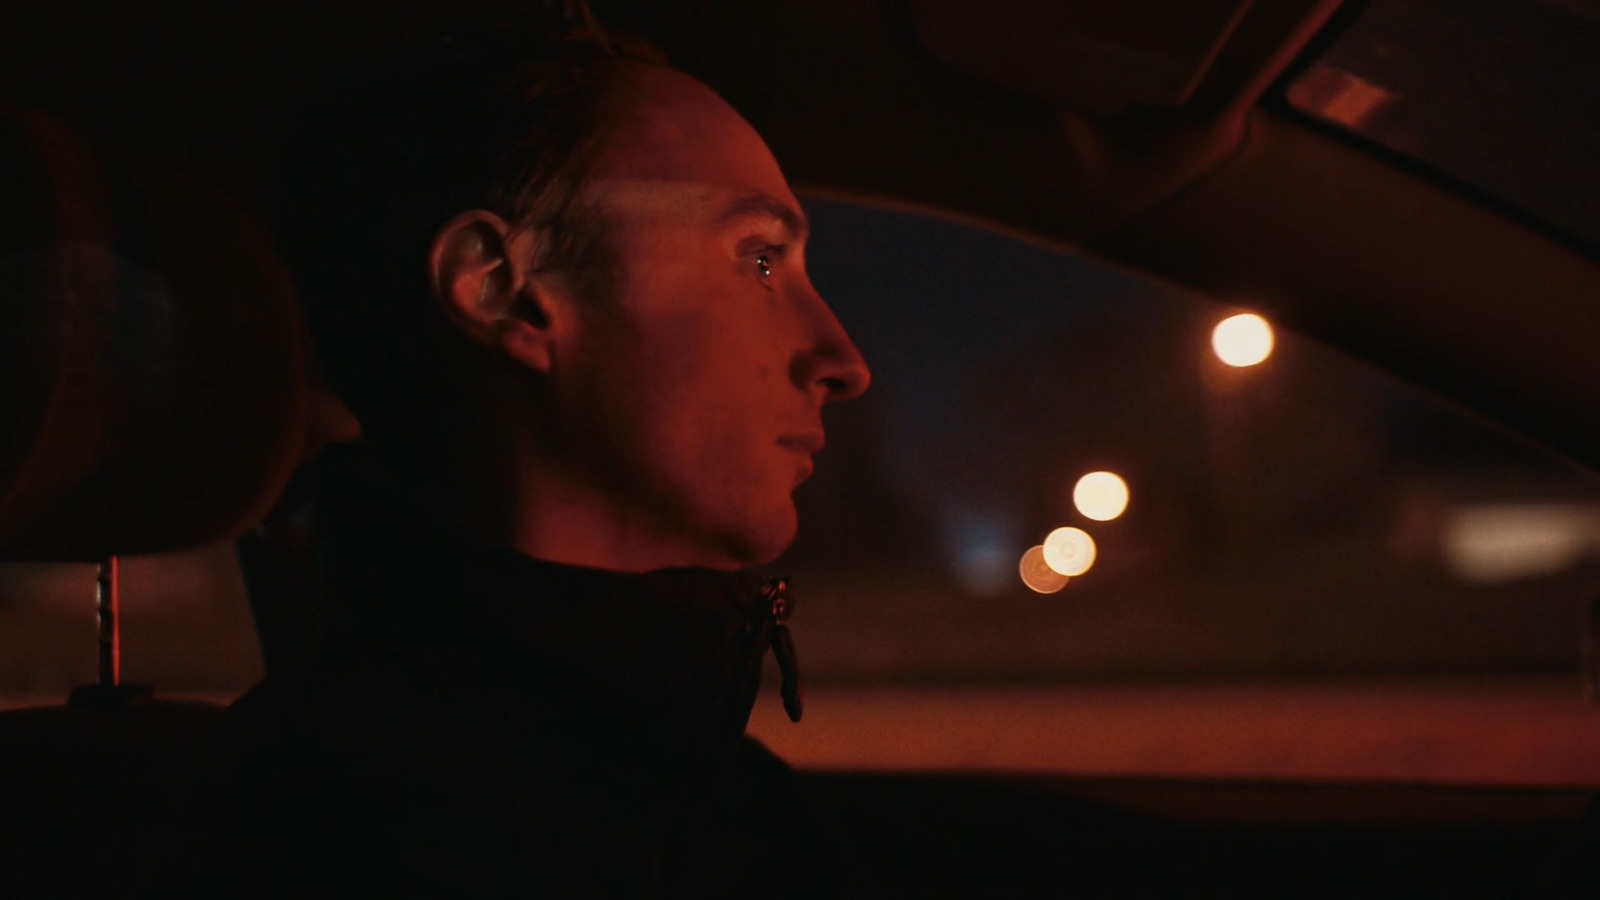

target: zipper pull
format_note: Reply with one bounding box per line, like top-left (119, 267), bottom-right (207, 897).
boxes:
top-left (763, 577), bottom-right (803, 723)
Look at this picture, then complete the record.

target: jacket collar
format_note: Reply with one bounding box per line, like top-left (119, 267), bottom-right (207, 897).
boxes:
top-left (313, 463), bottom-right (796, 773)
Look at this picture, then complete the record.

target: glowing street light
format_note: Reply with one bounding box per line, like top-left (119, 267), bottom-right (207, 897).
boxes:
top-left (1042, 526), bottom-right (1097, 577)
top-left (1073, 471), bottom-right (1129, 521)
top-left (1212, 313), bottom-right (1274, 367)
top-left (1018, 545), bottom-right (1069, 594)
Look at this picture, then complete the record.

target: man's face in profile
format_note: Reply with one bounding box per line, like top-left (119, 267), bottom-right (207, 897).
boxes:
top-left (550, 65), bottom-right (870, 570)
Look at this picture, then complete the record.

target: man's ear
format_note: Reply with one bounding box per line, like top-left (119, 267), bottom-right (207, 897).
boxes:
top-left (428, 210), bottom-right (562, 373)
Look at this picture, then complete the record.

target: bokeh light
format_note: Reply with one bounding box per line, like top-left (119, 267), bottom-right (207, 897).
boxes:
top-left (1212, 313), bottom-right (1274, 367)
top-left (1042, 527), bottom-right (1097, 577)
top-left (1018, 545), bottom-right (1069, 593)
top-left (1073, 471), bottom-right (1129, 521)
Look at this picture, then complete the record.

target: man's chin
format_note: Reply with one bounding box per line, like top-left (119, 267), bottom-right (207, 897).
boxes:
top-left (719, 505), bottom-right (798, 570)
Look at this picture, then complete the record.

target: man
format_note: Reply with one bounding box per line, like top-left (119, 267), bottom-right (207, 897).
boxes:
top-left (211, 11), bottom-right (869, 898)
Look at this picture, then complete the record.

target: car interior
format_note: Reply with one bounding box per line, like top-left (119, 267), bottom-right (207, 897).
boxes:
top-left (3, 0), bottom-right (1599, 896)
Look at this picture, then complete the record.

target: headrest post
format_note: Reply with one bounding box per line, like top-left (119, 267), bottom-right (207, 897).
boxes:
top-left (95, 556), bottom-right (120, 688)
top-left (69, 556), bottom-right (150, 710)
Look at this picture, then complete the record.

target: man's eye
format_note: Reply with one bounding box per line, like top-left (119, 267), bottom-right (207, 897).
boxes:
top-left (752, 245), bottom-right (785, 280)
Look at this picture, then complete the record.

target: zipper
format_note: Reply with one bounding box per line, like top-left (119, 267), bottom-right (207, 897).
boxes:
top-left (761, 577), bottom-right (804, 723)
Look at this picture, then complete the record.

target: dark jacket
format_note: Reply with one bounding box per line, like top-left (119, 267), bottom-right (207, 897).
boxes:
top-left (206, 472), bottom-right (813, 897)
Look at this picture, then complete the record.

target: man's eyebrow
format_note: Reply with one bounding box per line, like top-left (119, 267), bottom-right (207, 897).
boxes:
top-left (715, 192), bottom-right (809, 240)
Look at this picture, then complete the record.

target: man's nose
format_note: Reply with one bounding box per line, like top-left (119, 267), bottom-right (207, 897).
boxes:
top-left (791, 287), bottom-right (871, 403)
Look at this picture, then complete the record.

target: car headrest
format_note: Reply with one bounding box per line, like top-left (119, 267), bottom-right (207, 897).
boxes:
top-left (0, 102), bottom-right (308, 561)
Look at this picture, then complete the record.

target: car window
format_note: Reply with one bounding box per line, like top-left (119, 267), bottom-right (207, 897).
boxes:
top-left (751, 196), bottom-right (1600, 784)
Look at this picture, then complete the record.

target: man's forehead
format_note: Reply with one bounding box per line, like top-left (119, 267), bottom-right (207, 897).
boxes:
top-left (582, 66), bottom-right (807, 236)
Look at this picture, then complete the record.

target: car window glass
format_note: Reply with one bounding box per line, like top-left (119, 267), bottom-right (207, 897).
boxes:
top-left (779, 196), bottom-right (1600, 684)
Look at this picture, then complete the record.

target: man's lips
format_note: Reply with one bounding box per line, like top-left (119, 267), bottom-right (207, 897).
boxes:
top-left (778, 433), bottom-right (826, 455)
top-left (780, 435), bottom-right (818, 487)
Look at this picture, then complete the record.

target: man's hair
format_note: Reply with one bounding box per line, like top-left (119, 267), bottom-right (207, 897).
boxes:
top-left (272, 12), bottom-right (664, 466)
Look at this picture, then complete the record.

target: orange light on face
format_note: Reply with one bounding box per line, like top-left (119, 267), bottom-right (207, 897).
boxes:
top-left (1019, 545), bottom-right (1069, 593)
top-left (1212, 313), bottom-right (1274, 367)
top-left (1073, 471), bottom-right (1129, 521)
top-left (1042, 527), bottom-right (1096, 577)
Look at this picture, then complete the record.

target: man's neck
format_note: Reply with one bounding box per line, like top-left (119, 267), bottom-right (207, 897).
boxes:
top-left (435, 430), bottom-right (735, 574)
